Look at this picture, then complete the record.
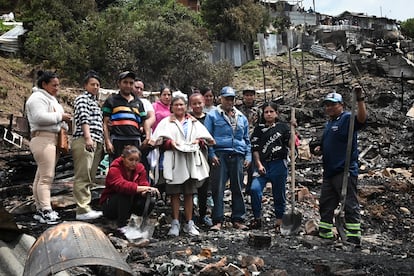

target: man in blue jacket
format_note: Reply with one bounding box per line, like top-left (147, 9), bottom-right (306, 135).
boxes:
top-left (204, 86), bottom-right (251, 231)
top-left (315, 87), bottom-right (367, 246)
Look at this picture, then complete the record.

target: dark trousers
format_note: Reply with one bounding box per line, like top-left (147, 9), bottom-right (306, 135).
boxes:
top-left (197, 178), bottom-right (210, 218)
top-left (319, 173), bottom-right (360, 224)
top-left (102, 193), bottom-right (154, 227)
top-left (109, 139), bottom-right (141, 164)
top-left (244, 163), bottom-right (254, 195)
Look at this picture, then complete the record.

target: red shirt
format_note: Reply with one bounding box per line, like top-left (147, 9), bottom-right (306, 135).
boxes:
top-left (99, 156), bottom-right (149, 204)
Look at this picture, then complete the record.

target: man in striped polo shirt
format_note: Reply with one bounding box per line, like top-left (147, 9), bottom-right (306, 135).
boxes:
top-left (102, 71), bottom-right (147, 163)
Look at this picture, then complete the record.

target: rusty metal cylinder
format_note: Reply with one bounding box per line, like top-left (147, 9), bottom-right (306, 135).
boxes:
top-left (23, 221), bottom-right (132, 276)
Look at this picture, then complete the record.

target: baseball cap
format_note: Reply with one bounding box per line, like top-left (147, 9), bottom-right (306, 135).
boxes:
top-left (220, 86), bottom-right (236, 97)
top-left (323, 92), bottom-right (343, 103)
top-left (118, 71), bottom-right (136, 81)
top-left (242, 86), bottom-right (256, 94)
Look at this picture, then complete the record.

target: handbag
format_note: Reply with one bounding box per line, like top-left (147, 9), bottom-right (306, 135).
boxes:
top-left (57, 127), bottom-right (69, 154)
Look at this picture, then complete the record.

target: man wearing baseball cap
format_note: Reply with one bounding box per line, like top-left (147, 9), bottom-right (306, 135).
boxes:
top-left (237, 86), bottom-right (262, 196)
top-left (102, 71), bottom-right (147, 163)
top-left (204, 86), bottom-right (251, 231)
top-left (315, 88), bottom-right (367, 246)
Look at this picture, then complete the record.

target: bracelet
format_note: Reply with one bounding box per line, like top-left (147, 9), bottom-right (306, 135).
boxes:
top-left (357, 97), bottom-right (365, 102)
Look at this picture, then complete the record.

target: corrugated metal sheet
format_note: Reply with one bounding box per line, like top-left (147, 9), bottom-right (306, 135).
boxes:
top-left (309, 44), bottom-right (337, 61)
top-left (0, 205), bottom-right (76, 276)
top-left (287, 11), bottom-right (317, 26)
top-left (0, 234), bottom-right (35, 276)
top-left (378, 55), bottom-right (414, 79)
top-left (257, 33), bottom-right (287, 57)
top-left (209, 40), bottom-right (254, 67)
top-left (0, 23), bottom-right (27, 53)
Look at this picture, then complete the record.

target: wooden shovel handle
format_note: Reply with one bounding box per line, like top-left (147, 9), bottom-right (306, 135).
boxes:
top-left (290, 107), bottom-right (296, 210)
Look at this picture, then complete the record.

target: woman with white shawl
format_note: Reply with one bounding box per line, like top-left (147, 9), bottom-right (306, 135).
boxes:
top-left (150, 96), bottom-right (215, 237)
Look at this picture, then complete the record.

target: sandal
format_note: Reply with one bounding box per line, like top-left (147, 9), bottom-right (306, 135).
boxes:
top-left (249, 218), bottom-right (262, 230)
top-left (275, 219), bottom-right (283, 233)
top-left (210, 223), bottom-right (222, 232)
top-left (233, 221), bottom-right (249, 231)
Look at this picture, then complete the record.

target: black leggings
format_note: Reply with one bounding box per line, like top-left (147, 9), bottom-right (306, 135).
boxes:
top-left (102, 193), bottom-right (154, 227)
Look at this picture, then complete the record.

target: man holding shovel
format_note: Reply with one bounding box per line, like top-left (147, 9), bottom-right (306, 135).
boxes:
top-left (315, 86), bottom-right (367, 246)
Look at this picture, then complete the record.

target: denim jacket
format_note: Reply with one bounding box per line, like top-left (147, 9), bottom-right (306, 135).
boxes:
top-left (204, 105), bottom-right (252, 162)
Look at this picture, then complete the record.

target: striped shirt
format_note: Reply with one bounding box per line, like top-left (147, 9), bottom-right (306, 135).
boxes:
top-left (73, 91), bottom-right (104, 143)
top-left (102, 93), bottom-right (146, 137)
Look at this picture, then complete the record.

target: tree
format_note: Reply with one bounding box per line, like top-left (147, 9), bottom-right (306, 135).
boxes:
top-left (19, 0), bottom-right (234, 91)
top-left (19, 0), bottom-right (97, 82)
top-left (401, 18), bottom-right (414, 39)
top-left (200, 0), bottom-right (267, 42)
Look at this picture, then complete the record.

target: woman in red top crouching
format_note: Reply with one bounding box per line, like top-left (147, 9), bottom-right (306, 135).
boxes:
top-left (100, 145), bottom-right (160, 227)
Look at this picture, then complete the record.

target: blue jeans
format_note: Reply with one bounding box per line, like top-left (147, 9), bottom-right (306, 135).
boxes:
top-left (250, 159), bottom-right (288, 219)
top-left (210, 152), bottom-right (246, 224)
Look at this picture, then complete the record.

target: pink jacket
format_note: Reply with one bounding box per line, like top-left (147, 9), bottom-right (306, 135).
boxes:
top-left (152, 100), bottom-right (170, 130)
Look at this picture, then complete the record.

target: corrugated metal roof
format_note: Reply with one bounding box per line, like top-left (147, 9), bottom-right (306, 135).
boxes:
top-left (0, 23), bottom-right (27, 53)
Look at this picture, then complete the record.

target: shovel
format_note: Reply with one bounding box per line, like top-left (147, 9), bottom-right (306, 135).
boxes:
top-left (281, 107), bottom-right (302, 235)
top-left (334, 88), bottom-right (357, 242)
top-left (122, 193), bottom-right (155, 241)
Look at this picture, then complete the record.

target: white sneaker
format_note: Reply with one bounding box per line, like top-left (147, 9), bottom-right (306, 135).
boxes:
top-left (183, 220), bottom-right (200, 236)
top-left (33, 209), bottom-right (60, 225)
top-left (76, 210), bottom-right (103, 220)
top-left (168, 219), bottom-right (180, 236)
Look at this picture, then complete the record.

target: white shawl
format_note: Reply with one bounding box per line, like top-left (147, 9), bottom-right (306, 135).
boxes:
top-left (151, 115), bottom-right (213, 185)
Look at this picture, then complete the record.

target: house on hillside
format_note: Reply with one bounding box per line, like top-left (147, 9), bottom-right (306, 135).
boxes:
top-left (260, 0), bottom-right (318, 26)
top-left (177, 0), bottom-right (200, 12)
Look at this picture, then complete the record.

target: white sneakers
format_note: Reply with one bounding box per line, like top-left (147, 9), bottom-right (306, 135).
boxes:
top-left (183, 220), bottom-right (200, 236)
top-left (33, 209), bottom-right (60, 225)
top-left (168, 219), bottom-right (180, 236)
top-left (76, 210), bottom-right (103, 221)
top-left (168, 219), bottom-right (200, 236)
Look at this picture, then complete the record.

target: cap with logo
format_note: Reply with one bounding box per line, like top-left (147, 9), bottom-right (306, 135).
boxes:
top-left (323, 92), bottom-right (343, 103)
top-left (220, 86), bottom-right (236, 97)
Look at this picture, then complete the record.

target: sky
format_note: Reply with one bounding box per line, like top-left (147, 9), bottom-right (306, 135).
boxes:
top-left (301, 0), bottom-right (411, 21)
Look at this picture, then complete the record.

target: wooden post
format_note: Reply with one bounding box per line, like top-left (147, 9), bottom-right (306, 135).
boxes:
top-left (281, 70), bottom-right (284, 98)
top-left (295, 68), bottom-right (301, 97)
top-left (318, 64), bottom-right (321, 87)
top-left (262, 59), bottom-right (267, 102)
top-left (340, 64), bottom-right (345, 85)
top-left (401, 72), bottom-right (404, 111)
top-left (288, 48), bottom-right (293, 81)
top-left (332, 59), bottom-right (335, 79)
top-left (301, 49), bottom-right (305, 78)
top-left (8, 114), bottom-right (13, 131)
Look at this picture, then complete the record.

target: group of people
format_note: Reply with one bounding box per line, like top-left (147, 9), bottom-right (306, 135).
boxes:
top-left (25, 69), bottom-right (367, 246)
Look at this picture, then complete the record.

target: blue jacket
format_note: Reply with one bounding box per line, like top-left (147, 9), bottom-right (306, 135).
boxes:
top-left (204, 105), bottom-right (252, 162)
top-left (321, 111), bottom-right (366, 178)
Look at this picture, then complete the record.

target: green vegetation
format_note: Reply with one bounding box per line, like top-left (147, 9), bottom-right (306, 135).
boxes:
top-left (0, 20), bottom-right (13, 34)
top-left (14, 0), bottom-right (253, 92)
top-left (201, 0), bottom-right (268, 42)
top-left (401, 18), bottom-right (414, 39)
top-left (0, 86), bottom-right (7, 99)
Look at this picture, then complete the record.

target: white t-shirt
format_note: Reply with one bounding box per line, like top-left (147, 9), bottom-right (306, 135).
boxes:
top-left (140, 98), bottom-right (154, 113)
